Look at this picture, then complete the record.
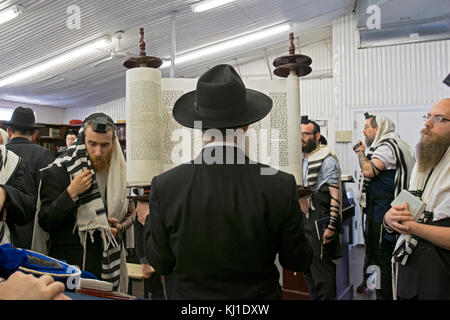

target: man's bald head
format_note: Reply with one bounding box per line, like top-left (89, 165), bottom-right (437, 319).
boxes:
top-left (434, 98), bottom-right (450, 110)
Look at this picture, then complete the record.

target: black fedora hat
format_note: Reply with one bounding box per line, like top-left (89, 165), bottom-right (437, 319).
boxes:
top-left (173, 64), bottom-right (272, 129)
top-left (7, 107), bottom-right (44, 129)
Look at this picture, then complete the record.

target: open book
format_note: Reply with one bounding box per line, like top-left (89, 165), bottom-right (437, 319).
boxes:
top-left (125, 68), bottom-right (303, 186)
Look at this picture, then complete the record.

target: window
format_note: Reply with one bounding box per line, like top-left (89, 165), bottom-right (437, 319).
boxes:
top-left (0, 108), bottom-right (13, 121)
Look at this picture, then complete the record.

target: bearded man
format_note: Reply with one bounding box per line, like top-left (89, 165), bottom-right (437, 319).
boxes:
top-left (35, 113), bottom-right (135, 292)
top-left (354, 113), bottom-right (415, 299)
top-left (384, 98), bottom-right (450, 300)
top-left (299, 117), bottom-right (342, 300)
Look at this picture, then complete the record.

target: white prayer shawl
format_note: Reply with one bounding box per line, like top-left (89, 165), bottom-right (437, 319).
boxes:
top-left (32, 127), bottom-right (130, 292)
top-left (0, 146), bottom-right (20, 244)
top-left (392, 146), bottom-right (450, 299)
top-left (357, 115), bottom-right (415, 208)
top-left (0, 129), bottom-right (8, 145)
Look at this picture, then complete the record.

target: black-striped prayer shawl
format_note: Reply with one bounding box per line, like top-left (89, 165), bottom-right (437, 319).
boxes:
top-left (0, 146), bottom-right (21, 244)
top-left (358, 138), bottom-right (411, 207)
top-left (357, 116), bottom-right (415, 212)
top-left (305, 145), bottom-right (340, 188)
top-left (305, 145), bottom-right (343, 262)
top-left (39, 127), bottom-right (127, 291)
top-left (305, 145), bottom-right (342, 212)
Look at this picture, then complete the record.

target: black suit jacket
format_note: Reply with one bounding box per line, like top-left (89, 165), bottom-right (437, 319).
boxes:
top-left (6, 137), bottom-right (55, 249)
top-left (397, 217), bottom-right (450, 299)
top-left (145, 145), bottom-right (312, 299)
top-left (1, 152), bottom-right (36, 244)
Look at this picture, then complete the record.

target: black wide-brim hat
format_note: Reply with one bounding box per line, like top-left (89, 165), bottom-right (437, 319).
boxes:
top-left (173, 64), bottom-right (272, 129)
top-left (6, 106), bottom-right (44, 128)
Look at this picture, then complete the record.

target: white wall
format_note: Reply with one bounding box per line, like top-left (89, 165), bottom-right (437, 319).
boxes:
top-left (333, 14), bottom-right (449, 131)
top-left (332, 13), bottom-right (450, 175)
top-left (62, 39), bottom-right (336, 129)
top-left (236, 39), bottom-right (335, 118)
top-left (64, 97), bottom-right (126, 123)
top-left (332, 13), bottom-right (450, 245)
top-left (0, 99), bottom-right (65, 124)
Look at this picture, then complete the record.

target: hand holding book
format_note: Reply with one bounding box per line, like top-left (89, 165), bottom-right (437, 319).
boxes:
top-left (315, 215), bottom-right (342, 244)
top-left (322, 228), bottom-right (336, 244)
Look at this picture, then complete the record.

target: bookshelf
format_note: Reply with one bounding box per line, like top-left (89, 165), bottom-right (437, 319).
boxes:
top-left (36, 124), bottom-right (81, 155)
top-left (0, 120), bottom-right (127, 157)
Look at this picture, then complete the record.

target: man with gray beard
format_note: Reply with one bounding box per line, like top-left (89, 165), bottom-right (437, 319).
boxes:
top-left (384, 98), bottom-right (450, 300)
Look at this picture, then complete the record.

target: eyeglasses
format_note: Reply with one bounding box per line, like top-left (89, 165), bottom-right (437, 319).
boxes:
top-left (301, 131), bottom-right (316, 137)
top-left (422, 114), bottom-right (450, 123)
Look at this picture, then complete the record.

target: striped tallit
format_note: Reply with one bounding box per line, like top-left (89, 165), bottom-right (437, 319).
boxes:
top-left (305, 145), bottom-right (338, 188)
top-left (34, 126), bottom-right (129, 291)
top-left (0, 146), bottom-right (21, 244)
top-left (357, 115), bottom-right (415, 209)
top-left (305, 145), bottom-right (342, 214)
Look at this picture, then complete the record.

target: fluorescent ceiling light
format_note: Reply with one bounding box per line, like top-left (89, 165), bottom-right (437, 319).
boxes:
top-left (192, 0), bottom-right (238, 13)
top-left (0, 4), bottom-right (22, 25)
top-left (0, 39), bottom-right (108, 88)
top-left (161, 23), bottom-right (291, 68)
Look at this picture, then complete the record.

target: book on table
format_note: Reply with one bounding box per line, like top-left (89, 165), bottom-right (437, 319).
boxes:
top-left (78, 278), bottom-right (113, 292)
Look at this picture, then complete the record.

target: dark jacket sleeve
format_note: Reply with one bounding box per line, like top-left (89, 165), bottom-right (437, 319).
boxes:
top-left (134, 218), bottom-right (149, 264)
top-left (278, 174), bottom-right (313, 272)
top-left (145, 176), bottom-right (176, 275)
top-left (38, 165), bottom-right (77, 232)
top-left (34, 149), bottom-right (55, 197)
top-left (1, 159), bottom-right (36, 226)
top-left (39, 149), bottom-right (56, 169)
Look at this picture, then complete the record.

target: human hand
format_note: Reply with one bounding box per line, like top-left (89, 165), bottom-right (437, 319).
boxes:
top-left (107, 217), bottom-right (119, 227)
top-left (323, 228), bottom-right (336, 244)
top-left (107, 217), bottom-right (120, 239)
top-left (298, 198), bottom-right (309, 215)
top-left (0, 272), bottom-right (71, 300)
top-left (67, 169), bottom-right (92, 199)
top-left (141, 263), bottom-right (154, 279)
top-left (384, 202), bottom-right (414, 234)
top-left (355, 140), bottom-right (365, 153)
top-left (136, 201), bottom-right (149, 226)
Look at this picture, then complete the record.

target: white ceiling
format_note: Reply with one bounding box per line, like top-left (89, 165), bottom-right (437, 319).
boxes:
top-left (0, 0), bottom-right (355, 108)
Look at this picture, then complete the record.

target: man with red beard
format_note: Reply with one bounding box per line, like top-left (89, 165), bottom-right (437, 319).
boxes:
top-left (35, 113), bottom-right (135, 292)
top-left (384, 98), bottom-right (450, 300)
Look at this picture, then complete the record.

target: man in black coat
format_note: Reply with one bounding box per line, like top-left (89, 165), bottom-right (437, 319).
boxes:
top-left (134, 200), bottom-right (165, 299)
top-left (5, 107), bottom-right (55, 249)
top-left (0, 147), bottom-right (36, 245)
top-left (144, 64), bottom-right (312, 300)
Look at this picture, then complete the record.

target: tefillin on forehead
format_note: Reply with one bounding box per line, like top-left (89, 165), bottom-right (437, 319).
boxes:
top-left (301, 115), bottom-right (320, 133)
top-left (364, 112), bottom-right (375, 120)
top-left (301, 115), bottom-right (309, 124)
top-left (83, 113), bottom-right (116, 133)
